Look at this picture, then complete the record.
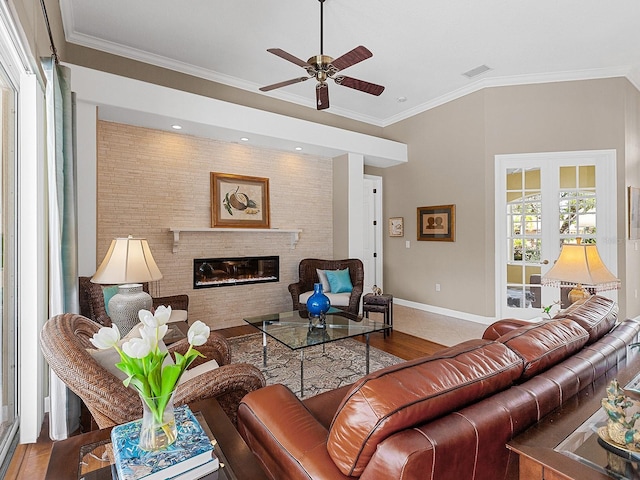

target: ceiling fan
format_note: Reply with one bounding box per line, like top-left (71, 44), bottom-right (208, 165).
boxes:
top-left (259, 0), bottom-right (385, 110)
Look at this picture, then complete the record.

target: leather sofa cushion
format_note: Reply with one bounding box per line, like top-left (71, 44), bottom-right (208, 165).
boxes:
top-left (326, 339), bottom-right (524, 476)
top-left (496, 318), bottom-right (589, 380)
top-left (482, 318), bottom-right (541, 341)
top-left (553, 295), bottom-right (618, 344)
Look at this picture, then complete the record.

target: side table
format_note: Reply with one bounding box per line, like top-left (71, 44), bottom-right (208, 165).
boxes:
top-left (362, 293), bottom-right (393, 337)
top-left (45, 398), bottom-right (267, 480)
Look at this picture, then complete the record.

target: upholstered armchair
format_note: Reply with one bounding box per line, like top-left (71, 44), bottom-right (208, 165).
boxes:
top-left (288, 258), bottom-right (364, 315)
top-left (79, 276), bottom-right (189, 327)
top-left (40, 313), bottom-right (265, 427)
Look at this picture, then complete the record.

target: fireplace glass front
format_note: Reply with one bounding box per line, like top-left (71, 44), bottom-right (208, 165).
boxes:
top-left (194, 256), bottom-right (279, 288)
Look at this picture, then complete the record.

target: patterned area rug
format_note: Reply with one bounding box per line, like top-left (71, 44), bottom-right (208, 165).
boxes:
top-left (229, 334), bottom-right (403, 398)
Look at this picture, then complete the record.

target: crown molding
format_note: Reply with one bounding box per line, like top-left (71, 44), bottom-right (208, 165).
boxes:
top-left (382, 66), bottom-right (637, 127)
top-left (59, 2), bottom-right (640, 130)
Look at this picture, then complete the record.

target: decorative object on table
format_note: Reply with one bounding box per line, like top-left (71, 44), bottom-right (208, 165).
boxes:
top-left (307, 324), bottom-right (331, 345)
top-left (111, 404), bottom-right (218, 480)
top-left (306, 282), bottom-right (331, 324)
top-left (417, 204), bottom-right (455, 242)
top-left (541, 237), bottom-right (620, 305)
top-left (541, 300), bottom-right (561, 318)
top-left (388, 217), bottom-right (404, 237)
top-left (599, 379), bottom-right (640, 455)
top-left (372, 285), bottom-right (382, 296)
top-left (211, 172), bottom-right (270, 228)
top-left (90, 306), bottom-right (210, 451)
top-left (91, 235), bottom-right (163, 335)
top-left (629, 186), bottom-right (640, 240)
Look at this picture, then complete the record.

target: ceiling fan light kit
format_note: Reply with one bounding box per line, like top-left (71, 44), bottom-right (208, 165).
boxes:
top-left (259, 0), bottom-right (385, 110)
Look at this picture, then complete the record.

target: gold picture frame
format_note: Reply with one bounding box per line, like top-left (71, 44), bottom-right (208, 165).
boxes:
top-left (417, 204), bottom-right (455, 242)
top-left (211, 172), bottom-right (270, 228)
top-left (388, 217), bottom-right (404, 237)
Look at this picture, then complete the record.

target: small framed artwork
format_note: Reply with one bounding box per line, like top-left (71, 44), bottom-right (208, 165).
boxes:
top-left (388, 217), bottom-right (404, 237)
top-left (211, 172), bottom-right (270, 228)
top-left (417, 204), bottom-right (455, 242)
top-left (629, 187), bottom-right (640, 239)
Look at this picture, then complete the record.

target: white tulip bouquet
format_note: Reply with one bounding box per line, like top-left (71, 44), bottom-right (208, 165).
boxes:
top-left (90, 305), bottom-right (210, 437)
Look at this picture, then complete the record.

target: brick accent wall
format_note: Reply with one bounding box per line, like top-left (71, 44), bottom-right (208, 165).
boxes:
top-left (97, 121), bottom-right (333, 330)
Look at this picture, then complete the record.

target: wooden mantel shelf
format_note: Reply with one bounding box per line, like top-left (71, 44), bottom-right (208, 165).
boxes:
top-left (169, 227), bottom-right (302, 252)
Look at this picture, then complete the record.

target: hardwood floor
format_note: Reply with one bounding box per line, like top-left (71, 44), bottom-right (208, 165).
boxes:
top-left (7, 326), bottom-right (444, 479)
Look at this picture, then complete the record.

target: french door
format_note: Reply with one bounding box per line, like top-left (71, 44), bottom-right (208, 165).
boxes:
top-left (495, 150), bottom-right (617, 320)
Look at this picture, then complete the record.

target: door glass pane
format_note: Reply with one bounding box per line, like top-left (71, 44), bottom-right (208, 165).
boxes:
top-left (560, 166), bottom-right (576, 189)
top-left (505, 168), bottom-right (541, 309)
top-left (579, 165), bottom-right (596, 188)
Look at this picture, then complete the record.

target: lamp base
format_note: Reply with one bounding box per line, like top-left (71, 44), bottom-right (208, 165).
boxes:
top-left (108, 284), bottom-right (153, 335)
top-left (568, 284), bottom-right (590, 305)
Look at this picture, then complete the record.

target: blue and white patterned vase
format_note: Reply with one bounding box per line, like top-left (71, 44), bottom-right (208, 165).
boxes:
top-left (306, 282), bottom-right (331, 318)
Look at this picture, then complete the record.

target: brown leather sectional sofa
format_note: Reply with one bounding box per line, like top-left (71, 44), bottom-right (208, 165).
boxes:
top-left (237, 296), bottom-right (639, 479)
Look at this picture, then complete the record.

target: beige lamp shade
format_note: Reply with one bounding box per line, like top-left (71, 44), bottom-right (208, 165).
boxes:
top-left (91, 236), bottom-right (163, 284)
top-left (541, 239), bottom-right (620, 292)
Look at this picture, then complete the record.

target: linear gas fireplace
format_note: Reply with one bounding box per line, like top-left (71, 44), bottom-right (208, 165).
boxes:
top-left (194, 256), bottom-right (279, 289)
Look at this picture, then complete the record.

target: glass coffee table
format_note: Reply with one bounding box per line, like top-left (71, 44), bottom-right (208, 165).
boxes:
top-left (244, 308), bottom-right (390, 396)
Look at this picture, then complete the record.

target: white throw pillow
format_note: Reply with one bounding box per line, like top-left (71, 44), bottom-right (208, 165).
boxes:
top-left (88, 323), bottom-right (173, 381)
top-left (178, 359), bottom-right (220, 385)
top-left (316, 269), bottom-right (331, 293)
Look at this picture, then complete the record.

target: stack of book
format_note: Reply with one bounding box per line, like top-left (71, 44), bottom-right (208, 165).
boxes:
top-left (111, 405), bottom-right (219, 480)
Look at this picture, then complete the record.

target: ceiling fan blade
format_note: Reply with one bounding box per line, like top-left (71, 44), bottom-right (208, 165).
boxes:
top-left (316, 83), bottom-right (330, 110)
top-left (334, 76), bottom-right (385, 96)
top-left (267, 48), bottom-right (312, 68)
top-left (329, 46), bottom-right (373, 72)
top-left (260, 77), bottom-right (310, 92)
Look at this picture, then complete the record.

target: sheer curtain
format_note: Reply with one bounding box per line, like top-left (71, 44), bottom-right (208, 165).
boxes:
top-left (43, 58), bottom-right (79, 440)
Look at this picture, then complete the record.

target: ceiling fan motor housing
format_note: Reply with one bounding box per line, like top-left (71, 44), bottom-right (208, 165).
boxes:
top-left (308, 54), bottom-right (334, 82)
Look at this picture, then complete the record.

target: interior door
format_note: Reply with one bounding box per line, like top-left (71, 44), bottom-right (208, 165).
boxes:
top-left (495, 150), bottom-right (616, 320)
top-left (362, 175), bottom-right (383, 295)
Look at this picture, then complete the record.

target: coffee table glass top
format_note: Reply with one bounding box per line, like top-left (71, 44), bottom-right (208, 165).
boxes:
top-left (243, 308), bottom-right (389, 350)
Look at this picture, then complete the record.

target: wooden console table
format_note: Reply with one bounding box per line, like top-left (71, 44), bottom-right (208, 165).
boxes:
top-left (507, 348), bottom-right (640, 480)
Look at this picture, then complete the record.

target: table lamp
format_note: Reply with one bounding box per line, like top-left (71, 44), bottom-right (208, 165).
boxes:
top-left (91, 235), bottom-right (163, 334)
top-left (541, 238), bottom-right (620, 305)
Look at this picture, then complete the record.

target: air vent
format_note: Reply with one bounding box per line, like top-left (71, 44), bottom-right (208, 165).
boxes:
top-left (462, 64), bottom-right (492, 79)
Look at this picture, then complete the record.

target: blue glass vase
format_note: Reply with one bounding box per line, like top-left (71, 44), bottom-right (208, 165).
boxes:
top-left (306, 283), bottom-right (331, 317)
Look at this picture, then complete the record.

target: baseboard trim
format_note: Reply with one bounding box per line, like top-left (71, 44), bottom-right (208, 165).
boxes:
top-left (393, 298), bottom-right (497, 326)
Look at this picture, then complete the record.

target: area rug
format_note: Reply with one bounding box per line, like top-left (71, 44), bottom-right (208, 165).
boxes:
top-left (229, 334), bottom-right (403, 398)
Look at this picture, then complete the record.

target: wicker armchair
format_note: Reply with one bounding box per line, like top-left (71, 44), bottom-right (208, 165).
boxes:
top-left (288, 258), bottom-right (364, 315)
top-left (79, 276), bottom-right (189, 327)
top-left (40, 313), bottom-right (265, 427)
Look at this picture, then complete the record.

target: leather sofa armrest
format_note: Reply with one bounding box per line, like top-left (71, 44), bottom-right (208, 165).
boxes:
top-left (482, 319), bottom-right (542, 341)
top-left (238, 384), bottom-right (349, 480)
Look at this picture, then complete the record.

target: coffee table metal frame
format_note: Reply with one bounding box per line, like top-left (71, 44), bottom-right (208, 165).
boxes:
top-left (244, 308), bottom-right (390, 397)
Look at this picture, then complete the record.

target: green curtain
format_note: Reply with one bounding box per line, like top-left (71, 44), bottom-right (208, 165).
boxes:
top-left (42, 57), bottom-right (79, 440)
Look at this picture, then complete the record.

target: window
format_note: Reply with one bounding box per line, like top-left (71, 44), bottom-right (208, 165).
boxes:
top-left (0, 59), bottom-right (17, 468)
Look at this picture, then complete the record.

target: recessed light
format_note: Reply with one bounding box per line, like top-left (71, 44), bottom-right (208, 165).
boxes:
top-left (295, 146), bottom-right (303, 151)
top-left (171, 124), bottom-right (182, 130)
top-left (397, 96), bottom-right (407, 103)
top-left (240, 137), bottom-right (249, 142)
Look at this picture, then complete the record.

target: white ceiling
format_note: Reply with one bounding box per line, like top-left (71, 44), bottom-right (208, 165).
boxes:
top-left (59, 0), bottom-right (640, 127)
